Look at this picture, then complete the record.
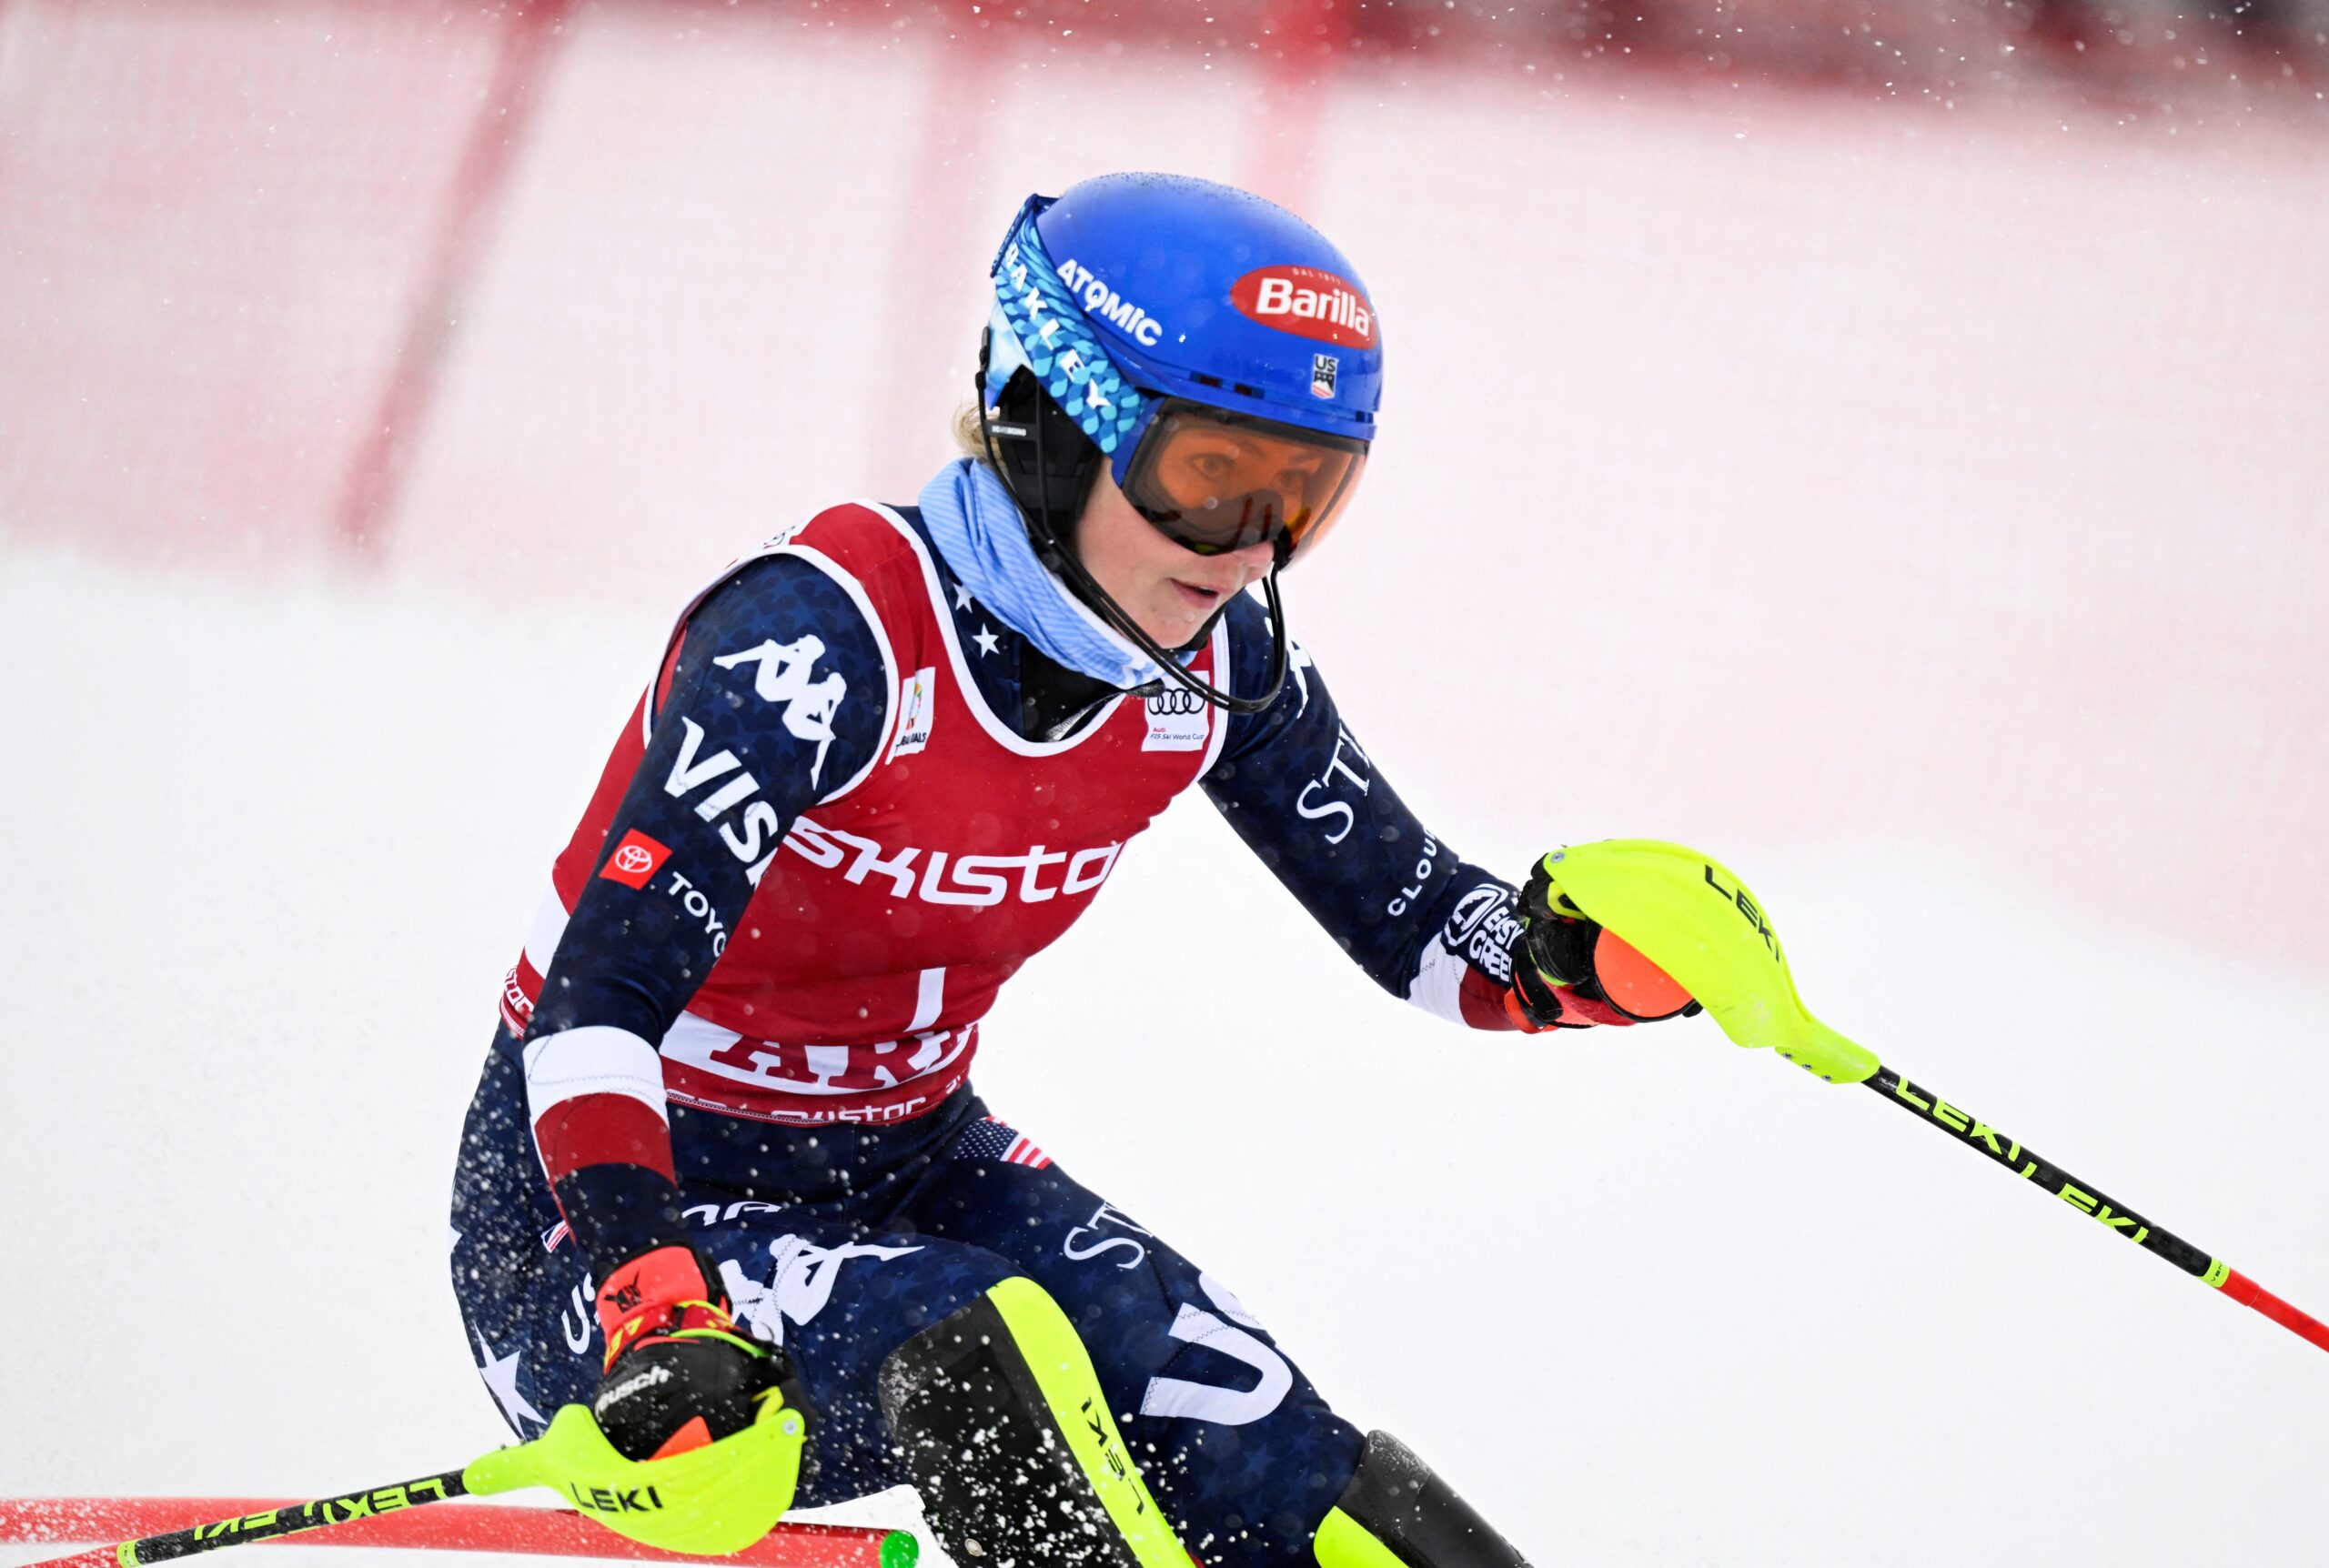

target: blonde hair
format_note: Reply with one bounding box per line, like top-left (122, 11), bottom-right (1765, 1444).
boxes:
top-left (953, 402), bottom-right (995, 466)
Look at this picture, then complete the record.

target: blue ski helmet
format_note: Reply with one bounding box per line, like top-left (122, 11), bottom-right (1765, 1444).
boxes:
top-left (982, 174), bottom-right (1382, 563)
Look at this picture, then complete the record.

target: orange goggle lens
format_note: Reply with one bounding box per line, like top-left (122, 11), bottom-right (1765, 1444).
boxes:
top-left (1121, 404), bottom-right (1368, 562)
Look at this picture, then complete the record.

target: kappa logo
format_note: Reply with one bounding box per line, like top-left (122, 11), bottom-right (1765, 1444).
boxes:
top-left (1142, 687), bottom-right (1209, 752)
top-left (712, 637), bottom-right (848, 786)
top-left (1231, 265), bottom-right (1376, 348)
top-left (718, 1235), bottom-right (923, 1348)
top-left (889, 666), bottom-right (936, 760)
top-left (598, 829), bottom-right (670, 889)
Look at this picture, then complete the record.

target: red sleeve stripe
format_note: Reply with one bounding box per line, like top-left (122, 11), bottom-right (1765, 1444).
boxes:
top-left (1457, 965), bottom-right (1521, 1031)
top-left (522, 1025), bottom-right (669, 1126)
top-left (532, 1091), bottom-right (678, 1185)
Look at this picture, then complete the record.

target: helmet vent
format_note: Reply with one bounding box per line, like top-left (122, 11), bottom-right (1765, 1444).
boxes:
top-left (1232, 383), bottom-right (1265, 397)
top-left (1189, 372), bottom-right (1224, 388)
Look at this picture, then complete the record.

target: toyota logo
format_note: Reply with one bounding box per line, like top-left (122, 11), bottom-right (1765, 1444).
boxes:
top-left (612, 844), bottom-right (656, 875)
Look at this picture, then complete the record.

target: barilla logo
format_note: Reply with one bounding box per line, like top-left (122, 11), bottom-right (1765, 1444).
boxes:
top-left (1231, 266), bottom-right (1374, 348)
top-left (1056, 258), bottom-right (1165, 347)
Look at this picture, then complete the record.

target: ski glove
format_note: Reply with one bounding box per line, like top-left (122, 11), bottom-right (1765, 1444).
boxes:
top-left (1506, 853), bottom-right (1702, 1031)
top-left (592, 1244), bottom-right (797, 1462)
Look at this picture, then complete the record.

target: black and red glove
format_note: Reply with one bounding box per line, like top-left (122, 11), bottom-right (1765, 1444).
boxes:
top-left (1505, 854), bottom-right (1703, 1031)
top-left (591, 1244), bottom-right (795, 1462)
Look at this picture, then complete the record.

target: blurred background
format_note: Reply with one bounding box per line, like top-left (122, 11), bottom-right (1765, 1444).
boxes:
top-left (5, 0), bottom-right (2324, 960)
top-left (4, 3), bottom-right (2326, 1564)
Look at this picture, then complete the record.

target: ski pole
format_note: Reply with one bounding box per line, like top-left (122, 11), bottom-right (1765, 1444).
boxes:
top-left (2, 1484), bottom-right (908, 1568)
top-left (1864, 1064), bottom-right (2329, 1353)
top-left (20, 1473), bottom-right (474, 1568)
top-left (7, 1396), bottom-right (898, 1568)
top-left (1534, 839), bottom-right (2329, 1358)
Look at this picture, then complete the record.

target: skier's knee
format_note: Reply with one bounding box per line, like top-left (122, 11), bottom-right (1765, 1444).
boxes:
top-left (880, 1275), bottom-right (1188, 1568)
top-left (1312, 1431), bottom-right (1528, 1568)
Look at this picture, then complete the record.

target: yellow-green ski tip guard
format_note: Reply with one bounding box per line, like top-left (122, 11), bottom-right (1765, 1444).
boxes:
top-left (1538, 839), bottom-right (1877, 1085)
top-left (463, 1390), bottom-right (806, 1555)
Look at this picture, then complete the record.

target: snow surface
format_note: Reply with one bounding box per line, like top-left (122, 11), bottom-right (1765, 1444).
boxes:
top-left (3, 544), bottom-right (2324, 1567)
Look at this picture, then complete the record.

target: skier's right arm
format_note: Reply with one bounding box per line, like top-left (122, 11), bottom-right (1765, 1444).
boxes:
top-left (519, 557), bottom-right (888, 1294)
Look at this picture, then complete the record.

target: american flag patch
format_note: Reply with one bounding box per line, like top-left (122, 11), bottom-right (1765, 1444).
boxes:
top-left (953, 1115), bottom-right (1052, 1169)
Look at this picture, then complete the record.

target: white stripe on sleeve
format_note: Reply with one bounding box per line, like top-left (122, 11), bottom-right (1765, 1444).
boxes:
top-left (1403, 938), bottom-right (1469, 1026)
top-left (521, 1025), bottom-right (670, 1126)
top-left (522, 880), bottom-right (570, 977)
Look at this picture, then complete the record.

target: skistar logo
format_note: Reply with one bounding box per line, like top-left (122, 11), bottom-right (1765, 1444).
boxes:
top-left (779, 816), bottom-right (1126, 909)
top-left (599, 829), bottom-right (670, 889)
top-left (1231, 266), bottom-right (1375, 348)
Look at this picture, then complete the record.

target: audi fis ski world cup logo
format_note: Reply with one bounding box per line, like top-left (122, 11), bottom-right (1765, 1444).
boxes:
top-left (600, 829), bottom-right (672, 889)
top-left (1143, 687), bottom-right (1208, 752)
top-left (1231, 266), bottom-right (1375, 347)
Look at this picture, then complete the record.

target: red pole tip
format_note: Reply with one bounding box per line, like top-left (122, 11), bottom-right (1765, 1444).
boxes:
top-left (2218, 1268), bottom-right (2329, 1356)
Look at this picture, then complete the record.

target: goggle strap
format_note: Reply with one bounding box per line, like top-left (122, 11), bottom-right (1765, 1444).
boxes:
top-left (974, 360), bottom-right (1288, 718)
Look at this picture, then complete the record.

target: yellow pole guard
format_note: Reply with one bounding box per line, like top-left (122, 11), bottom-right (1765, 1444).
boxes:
top-left (1536, 839), bottom-right (1877, 1085)
top-left (462, 1389), bottom-right (806, 1557)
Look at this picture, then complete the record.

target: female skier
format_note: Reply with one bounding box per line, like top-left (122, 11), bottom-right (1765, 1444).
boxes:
top-left (450, 173), bottom-right (1699, 1568)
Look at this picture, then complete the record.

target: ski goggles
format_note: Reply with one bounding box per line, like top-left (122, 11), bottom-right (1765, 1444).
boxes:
top-left (1120, 401), bottom-right (1369, 563)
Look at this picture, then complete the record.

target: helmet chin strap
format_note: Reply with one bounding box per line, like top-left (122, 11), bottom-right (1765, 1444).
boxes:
top-left (972, 340), bottom-right (1289, 717)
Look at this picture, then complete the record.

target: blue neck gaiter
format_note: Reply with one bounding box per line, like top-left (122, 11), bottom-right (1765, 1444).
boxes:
top-left (915, 457), bottom-right (1185, 691)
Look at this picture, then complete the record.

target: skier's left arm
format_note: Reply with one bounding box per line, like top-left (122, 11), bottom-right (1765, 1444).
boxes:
top-left (1201, 597), bottom-right (1695, 1033)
